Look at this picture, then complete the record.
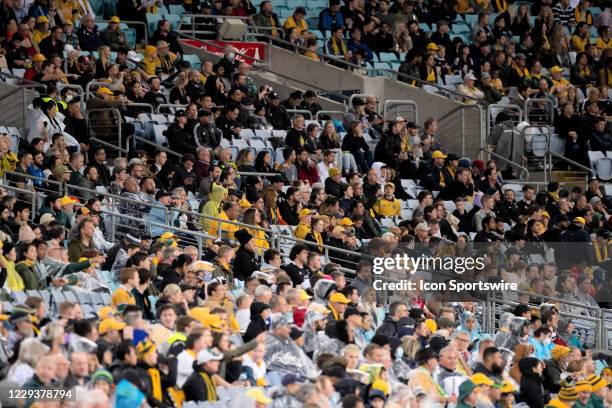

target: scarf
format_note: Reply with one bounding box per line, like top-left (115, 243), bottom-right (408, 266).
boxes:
top-left (331, 37), bottom-right (347, 56)
top-left (512, 62), bottom-right (529, 78)
top-left (199, 371), bottom-right (218, 401)
top-left (19, 259), bottom-right (35, 267)
top-left (495, 0), bottom-right (507, 12)
top-left (148, 367), bottom-right (163, 401)
top-left (594, 239), bottom-right (609, 263)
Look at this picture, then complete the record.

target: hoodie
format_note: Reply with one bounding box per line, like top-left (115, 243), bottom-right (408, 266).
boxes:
top-left (458, 311), bottom-right (481, 341)
top-left (200, 183), bottom-right (228, 236)
top-left (518, 357), bottom-right (547, 408)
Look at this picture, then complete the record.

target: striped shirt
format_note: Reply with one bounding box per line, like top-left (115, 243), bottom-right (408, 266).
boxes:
top-left (552, 2), bottom-right (576, 26)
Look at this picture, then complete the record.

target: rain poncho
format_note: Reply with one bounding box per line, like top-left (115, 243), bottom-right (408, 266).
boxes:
top-left (264, 334), bottom-right (316, 378)
top-left (200, 183), bottom-right (228, 237)
top-left (499, 316), bottom-right (530, 352)
top-left (458, 311), bottom-right (481, 342)
top-left (494, 312), bottom-right (514, 349)
top-left (312, 278), bottom-right (337, 304)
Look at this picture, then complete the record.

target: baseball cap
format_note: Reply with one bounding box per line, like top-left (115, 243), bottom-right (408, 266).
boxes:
top-left (98, 317), bottom-right (126, 334)
top-left (481, 72), bottom-right (491, 80)
top-left (471, 373), bottom-right (495, 386)
top-left (431, 150), bottom-right (447, 159)
top-left (329, 292), bottom-right (350, 304)
top-left (299, 208), bottom-right (312, 218)
top-left (196, 349), bottom-right (223, 364)
top-left (573, 217), bottom-right (586, 225)
top-left (175, 109), bottom-right (187, 117)
top-left (406, 121), bottom-right (419, 128)
top-left (550, 66), bottom-right (564, 74)
top-left (97, 87), bottom-right (114, 95)
top-left (39, 213), bottom-right (56, 225)
top-left (36, 15), bottom-right (49, 23)
top-left (465, 73), bottom-right (477, 81)
top-left (155, 190), bottom-right (172, 200)
top-left (426, 42), bottom-right (439, 51)
top-left (282, 373), bottom-right (306, 386)
top-left (268, 92), bottom-right (280, 100)
top-left (110, 16), bottom-right (120, 23)
top-left (415, 222), bottom-right (431, 231)
top-left (589, 196), bottom-right (602, 205)
top-left (339, 217), bottom-right (353, 226)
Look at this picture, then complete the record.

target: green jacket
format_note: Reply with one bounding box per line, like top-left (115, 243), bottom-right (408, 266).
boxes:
top-left (15, 261), bottom-right (39, 290)
top-left (67, 238), bottom-right (94, 262)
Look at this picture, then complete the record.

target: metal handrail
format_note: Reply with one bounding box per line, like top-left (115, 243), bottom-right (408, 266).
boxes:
top-left (286, 109), bottom-right (312, 120)
top-left (0, 71), bottom-right (48, 94)
top-left (548, 150), bottom-right (592, 174)
top-left (253, 33), bottom-right (483, 104)
top-left (94, 18), bottom-right (148, 45)
top-left (486, 103), bottom-right (523, 137)
top-left (382, 100), bottom-right (418, 123)
top-left (481, 147), bottom-right (530, 180)
top-left (128, 103), bottom-right (154, 114)
top-left (125, 134), bottom-right (181, 158)
top-left (86, 108), bottom-right (124, 157)
top-left (179, 34), bottom-right (350, 105)
top-left (156, 104), bottom-right (188, 114)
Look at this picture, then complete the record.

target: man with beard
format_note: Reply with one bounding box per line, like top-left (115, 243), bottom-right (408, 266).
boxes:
top-left (7, 308), bottom-right (35, 351)
top-left (139, 177), bottom-right (156, 203)
top-left (198, 163), bottom-right (222, 203)
top-left (472, 346), bottom-right (505, 383)
top-left (438, 168), bottom-right (474, 201)
top-left (436, 346), bottom-right (468, 398)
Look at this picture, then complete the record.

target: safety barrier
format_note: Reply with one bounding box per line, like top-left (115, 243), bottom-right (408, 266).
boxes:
top-left (156, 104), bottom-right (188, 114)
top-left (86, 108), bottom-right (125, 157)
top-left (437, 104), bottom-right (485, 158)
top-left (524, 97), bottom-right (555, 126)
top-left (125, 134), bottom-right (182, 159)
top-left (480, 147), bottom-right (530, 180)
top-left (94, 18), bottom-right (148, 46)
top-left (382, 100), bottom-right (417, 124)
top-left (486, 103), bottom-right (523, 138)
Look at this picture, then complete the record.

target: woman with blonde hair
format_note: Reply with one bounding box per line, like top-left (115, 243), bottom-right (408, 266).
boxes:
top-left (235, 149), bottom-right (256, 173)
top-left (510, 3), bottom-right (531, 36)
top-left (40, 321), bottom-right (66, 354)
top-left (551, 25), bottom-right (572, 67)
top-left (242, 207), bottom-right (270, 253)
top-left (103, 63), bottom-right (125, 93)
top-left (534, 6), bottom-right (554, 36)
top-left (394, 23), bottom-right (412, 53)
top-left (94, 45), bottom-right (111, 79)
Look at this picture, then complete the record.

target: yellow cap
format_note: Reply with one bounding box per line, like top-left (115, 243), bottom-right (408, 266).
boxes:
top-left (299, 290), bottom-right (312, 301)
top-left (98, 317), bottom-right (126, 334)
top-left (189, 261), bottom-right (215, 272)
top-left (339, 217), bottom-right (353, 227)
top-left (110, 16), bottom-right (120, 23)
top-left (426, 42), bottom-right (439, 51)
top-left (97, 87), bottom-right (114, 95)
top-left (32, 53), bottom-right (46, 62)
top-left (550, 66), bottom-right (564, 74)
top-left (573, 217), bottom-right (586, 225)
top-left (431, 150), bottom-right (447, 159)
top-left (36, 15), bottom-right (49, 23)
top-left (471, 373), bottom-right (495, 387)
top-left (160, 231), bottom-right (177, 241)
top-left (500, 380), bottom-right (516, 394)
top-left (59, 195), bottom-right (78, 205)
top-left (329, 292), bottom-right (350, 304)
top-left (238, 198), bottom-right (251, 208)
top-left (371, 379), bottom-right (390, 396)
top-left (551, 344), bottom-right (571, 360)
top-left (299, 208), bottom-right (313, 218)
top-left (245, 388), bottom-right (272, 404)
top-left (541, 211), bottom-right (550, 219)
top-left (384, 182), bottom-right (395, 190)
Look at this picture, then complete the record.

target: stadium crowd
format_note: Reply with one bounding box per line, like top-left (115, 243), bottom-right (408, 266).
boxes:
top-left (0, 0), bottom-right (611, 406)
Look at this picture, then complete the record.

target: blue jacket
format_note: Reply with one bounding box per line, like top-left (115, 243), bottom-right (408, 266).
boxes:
top-left (318, 9), bottom-right (344, 32)
top-left (27, 164), bottom-right (45, 187)
top-left (148, 201), bottom-right (177, 237)
top-left (347, 39), bottom-right (373, 61)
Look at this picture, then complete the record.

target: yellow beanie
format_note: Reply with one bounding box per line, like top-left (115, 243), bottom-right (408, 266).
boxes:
top-left (587, 374), bottom-right (608, 392)
top-left (371, 379), bottom-right (390, 396)
top-left (574, 380), bottom-right (592, 394)
top-left (425, 318), bottom-right (437, 334)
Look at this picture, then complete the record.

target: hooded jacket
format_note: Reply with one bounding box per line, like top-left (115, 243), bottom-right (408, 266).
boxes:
top-left (494, 312), bottom-right (514, 349)
top-left (518, 357), bottom-right (547, 408)
top-left (500, 316), bottom-right (530, 351)
top-left (200, 183), bottom-right (228, 236)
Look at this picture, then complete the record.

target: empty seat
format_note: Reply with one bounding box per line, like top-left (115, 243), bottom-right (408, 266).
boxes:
top-left (233, 138), bottom-right (250, 150)
top-left (182, 54), bottom-right (202, 70)
top-left (254, 129), bottom-right (273, 139)
top-left (588, 151), bottom-right (606, 174)
top-left (596, 158), bottom-right (612, 181)
top-left (239, 129), bottom-right (255, 139)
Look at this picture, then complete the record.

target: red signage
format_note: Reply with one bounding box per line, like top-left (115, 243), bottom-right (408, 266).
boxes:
top-left (182, 39), bottom-right (266, 64)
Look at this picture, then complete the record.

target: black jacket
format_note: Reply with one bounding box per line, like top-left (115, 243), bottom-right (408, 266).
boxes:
top-left (375, 314), bottom-right (399, 338)
top-left (278, 201), bottom-right (299, 226)
top-left (282, 262), bottom-right (309, 286)
top-left (183, 369), bottom-right (217, 403)
top-left (325, 177), bottom-right (342, 198)
top-left (437, 181), bottom-right (474, 201)
top-left (374, 132), bottom-right (402, 166)
top-left (233, 247), bottom-right (258, 281)
top-left (243, 315), bottom-right (269, 343)
top-left (267, 105), bottom-right (290, 130)
top-left (164, 123), bottom-right (197, 154)
top-left (518, 359), bottom-right (547, 408)
top-left (341, 131), bottom-right (370, 154)
top-left (194, 123), bottom-right (222, 149)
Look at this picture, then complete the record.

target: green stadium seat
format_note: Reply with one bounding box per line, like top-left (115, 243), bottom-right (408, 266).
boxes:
top-left (146, 13), bottom-right (163, 37)
top-left (168, 4), bottom-right (186, 14)
top-left (379, 52), bottom-right (398, 62)
top-left (183, 54), bottom-right (202, 70)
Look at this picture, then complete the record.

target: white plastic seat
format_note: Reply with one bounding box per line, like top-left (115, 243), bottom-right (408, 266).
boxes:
top-left (596, 158), bottom-right (612, 181)
top-left (445, 75), bottom-right (463, 86)
top-left (255, 129), bottom-right (273, 139)
top-left (588, 151), bottom-right (606, 174)
top-left (233, 138), bottom-right (249, 150)
top-left (249, 138), bottom-right (266, 150)
top-left (239, 129), bottom-right (255, 139)
top-left (152, 124), bottom-right (170, 146)
top-left (550, 134), bottom-right (565, 155)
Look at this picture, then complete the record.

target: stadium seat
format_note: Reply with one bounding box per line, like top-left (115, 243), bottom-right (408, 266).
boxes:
top-left (123, 28), bottom-right (137, 49)
top-left (233, 138), bottom-right (250, 150)
top-left (463, 14), bottom-right (478, 27)
top-left (254, 129), bottom-right (273, 139)
top-left (596, 158), bottom-right (612, 181)
top-left (445, 74), bottom-right (463, 86)
top-left (168, 4), bottom-right (186, 14)
top-left (588, 151), bottom-right (606, 174)
top-left (182, 54), bottom-right (202, 70)
top-left (549, 134), bottom-right (565, 155)
top-left (146, 13), bottom-right (163, 37)
top-left (153, 124), bottom-right (170, 146)
top-left (239, 129), bottom-right (255, 139)
top-left (379, 52), bottom-right (398, 62)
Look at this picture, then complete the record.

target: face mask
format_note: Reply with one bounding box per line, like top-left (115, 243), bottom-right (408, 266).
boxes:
top-left (228, 52), bottom-right (235, 60)
top-left (329, 392), bottom-right (341, 406)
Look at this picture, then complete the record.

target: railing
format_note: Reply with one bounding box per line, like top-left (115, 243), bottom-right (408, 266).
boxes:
top-left (525, 97), bottom-right (555, 126)
top-left (437, 104), bottom-right (484, 158)
top-left (128, 103), bottom-right (155, 114)
top-left (179, 34), bottom-right (350, 106)
top-left (156, 104), bottom-right (188, 114)
top-left (86, 108), bottom-right (124, 157)
top-left (125, 134), bottom-right (182, 158)
top-left (548, 150), bottom-right (592, 183)
top-left (57, 84), bottom-right (85, 102)
top-left (85, 82), bottom-right (113, 100)
top-left (382, 100), bottom-right (417, 124)
top-left (481, 147), bottom-right (530, 180)
top-left (0, 71), bottom-right (48, 94)
top-left (253, 33), bottom-right (484, 105)
top-left (486, 103), bottom-right (523, 138)
top-left (286, 109), bottom-right (312, 120)
top-left (2, 174), bottom-right (610, 347)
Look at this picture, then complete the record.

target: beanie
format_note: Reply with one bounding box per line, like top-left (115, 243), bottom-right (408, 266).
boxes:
top-left (558, 386), bottom-right (578, 402)
top-left (574, 380), bottom-right (592, 394)
top-left (551, 345), bottom-right (571, 360)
